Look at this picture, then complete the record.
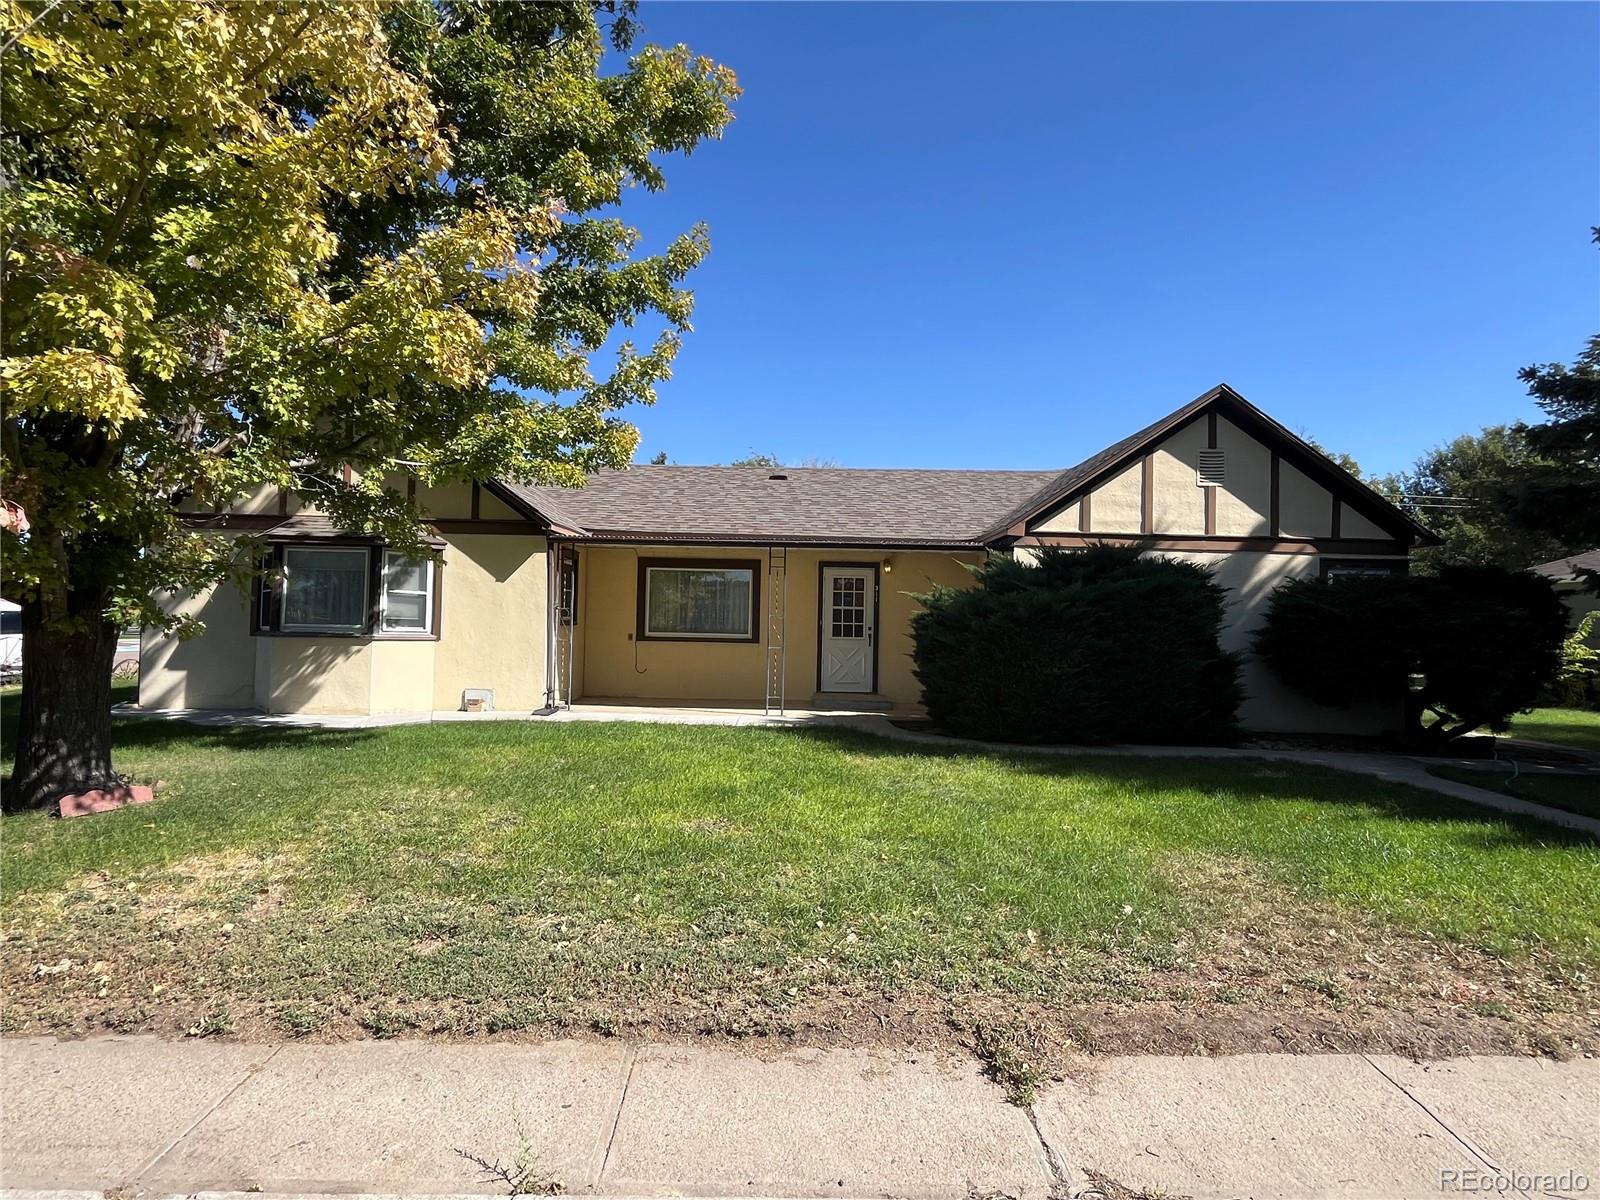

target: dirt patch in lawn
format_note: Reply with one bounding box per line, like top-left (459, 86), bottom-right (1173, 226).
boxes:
top-left (3, 856), bottom-right (1593, 1075)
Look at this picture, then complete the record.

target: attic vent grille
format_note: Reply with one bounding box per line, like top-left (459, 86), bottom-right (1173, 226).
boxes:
top-left (768, 473), bottom-right (788, 481)
top-left (1196, 450), bottom-right (1226, 488)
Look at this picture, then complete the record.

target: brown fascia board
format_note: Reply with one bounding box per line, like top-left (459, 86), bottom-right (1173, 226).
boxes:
top-left (978, 384), bottom-right (1440, 547)
top-left (564, 531), bottom-right (988, 550)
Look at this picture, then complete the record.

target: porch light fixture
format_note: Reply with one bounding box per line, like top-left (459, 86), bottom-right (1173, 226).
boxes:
top-left (882, 556), bottom-right (894, 575)
top-left (1407, 671), bottom-right (1427, 693)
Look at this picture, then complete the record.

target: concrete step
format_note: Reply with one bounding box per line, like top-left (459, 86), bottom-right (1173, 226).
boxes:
top-left (810, 692), bottom-right (894, 712)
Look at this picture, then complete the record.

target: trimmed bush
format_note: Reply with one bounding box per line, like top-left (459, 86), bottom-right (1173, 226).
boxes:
top-left (1254, 566), bottom-right (1568, 745)
top-left (910, 544), bottom-right (1242, 744)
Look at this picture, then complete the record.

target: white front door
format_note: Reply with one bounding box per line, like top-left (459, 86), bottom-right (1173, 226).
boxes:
top-left (820, 566), bottom-right (875, 692)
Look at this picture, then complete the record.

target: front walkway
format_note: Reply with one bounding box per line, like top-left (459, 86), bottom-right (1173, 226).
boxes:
top-left (112, 700), bottom-right (1600, 837)
top-left (3, 1035), bottom-right (1595, 1198)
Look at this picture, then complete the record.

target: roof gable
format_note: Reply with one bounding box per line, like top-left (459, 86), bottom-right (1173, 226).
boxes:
top-left (983, 384), bottom-right (1438, 546)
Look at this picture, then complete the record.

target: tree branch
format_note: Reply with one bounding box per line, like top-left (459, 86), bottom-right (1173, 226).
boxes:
top-left (92, 127), bottom-right (169, 263)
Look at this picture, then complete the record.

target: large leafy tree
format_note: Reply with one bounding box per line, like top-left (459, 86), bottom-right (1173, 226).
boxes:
top-left (1381, 425), bottom-right (1582, 573)
top-left (0, 0), bottom-right (736, 809)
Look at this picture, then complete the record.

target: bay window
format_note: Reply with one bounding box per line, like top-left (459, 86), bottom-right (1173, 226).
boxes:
top-left (256, 544), bottom-right (439, 638)
top-left (281, 547), bottom-right (369, 633)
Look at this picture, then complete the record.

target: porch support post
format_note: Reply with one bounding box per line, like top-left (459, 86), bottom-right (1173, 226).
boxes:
top-left (764, 546), bottom-right (787, 715)
top-left (544, 541), bottom-right (559, 709)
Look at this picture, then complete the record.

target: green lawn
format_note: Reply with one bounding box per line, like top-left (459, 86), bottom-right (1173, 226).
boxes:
top-left (1428, 765), bottom-right (1600, 821)
top-left (2, 690), bottom-right (1597, 1053)
top-left (1510, 708), bottom-right (1600, 752)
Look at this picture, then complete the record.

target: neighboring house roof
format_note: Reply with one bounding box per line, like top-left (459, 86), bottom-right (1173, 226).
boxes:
top-left (498, 467), bottom-right (1058, 547)
top-left (1530, 549), bottom-right (1600, 583)
top-left (495, 383), bottom-right (1438, 547)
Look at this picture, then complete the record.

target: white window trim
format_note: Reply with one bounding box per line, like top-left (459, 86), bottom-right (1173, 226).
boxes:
top-left (642, 565), bottom-right (756, 640)
top-left (379, 551), bottom-right (436, 637)
top-left (279, 546), bottom-right (371, 634)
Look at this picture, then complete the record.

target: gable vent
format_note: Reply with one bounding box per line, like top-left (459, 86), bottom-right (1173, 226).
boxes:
top-left (1196, 450), bottom-right (1226, 487)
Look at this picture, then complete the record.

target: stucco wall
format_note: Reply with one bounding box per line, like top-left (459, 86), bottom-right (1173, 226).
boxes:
top-left (1088, 461), bottom-right (1144, 533)
top-left (575, 545), bottom-right (981, 708)
top-left (259, 640), bottom-right (372, 714)
top-left (1214, 417), bottom-right (1273, 536)
top-left (140, 577), bottom-right (257, 710)
top-left (371, 639), bottom-right (436, 714)
top-left (431, 533), bottom-right (548, 711)
top-left (1278, 461), bottom-right (1333, 538)
top-left (1168, 549), bottom-right (1404, 735)
top-left (1150, 419), bottom-right (1206, 534)
top-left (139, 528), bottom-right (549, 716)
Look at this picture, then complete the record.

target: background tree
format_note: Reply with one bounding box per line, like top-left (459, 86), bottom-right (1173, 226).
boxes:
top-left (1497, 229), bottom-right (1599, 547)
top-left (1382, 426), bottom-right (1581, 572)
top-left (0, 0), bottom-right (736, 809)
top-left (1504, 333), bottom-right (1600, 547)
top-left (725, 452), bottom-right (839, 468)
top-left (1298, 435), bottom-right (1367, 481)
top-left (727, 451), bottom-right (782, 468)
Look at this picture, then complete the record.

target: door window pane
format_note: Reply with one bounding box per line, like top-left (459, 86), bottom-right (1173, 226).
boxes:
top-left (282, 548), bottom-right (369, 632)
top-left (831, 575), bottom-right (865, 638)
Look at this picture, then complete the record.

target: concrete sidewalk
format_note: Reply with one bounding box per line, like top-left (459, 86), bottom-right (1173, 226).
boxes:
top-left (2, 1037), bottom-right (1595, 1200)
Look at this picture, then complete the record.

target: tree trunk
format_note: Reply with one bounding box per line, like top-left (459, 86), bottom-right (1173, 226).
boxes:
top-left (5, 601), bottom-right (120, 812)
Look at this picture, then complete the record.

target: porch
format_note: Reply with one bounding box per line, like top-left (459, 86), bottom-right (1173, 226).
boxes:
top-left (548, 543), bottom-right (985, 714)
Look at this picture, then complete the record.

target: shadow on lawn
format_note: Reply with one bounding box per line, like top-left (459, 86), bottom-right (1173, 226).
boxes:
top-left (0, 684), bottom-right (383, 790)
top-left (780, 724), bottom-right (1600, 850)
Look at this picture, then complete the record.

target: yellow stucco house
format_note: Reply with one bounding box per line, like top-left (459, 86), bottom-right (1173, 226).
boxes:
top-left (140, 385), bottom-right (1435, 734)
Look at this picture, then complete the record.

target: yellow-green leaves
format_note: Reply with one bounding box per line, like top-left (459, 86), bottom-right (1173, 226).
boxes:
top-left (2, 349), bottom-right (145, 427)
top-left (1, 0), bottom-right (735, 638)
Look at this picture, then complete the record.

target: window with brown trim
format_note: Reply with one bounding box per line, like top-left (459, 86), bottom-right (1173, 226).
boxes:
top-left (1320, 558), bottom-right (1404, 580)
top-left (637, 558), bottom-right (760, 642)
top-left (254, 544), bottom-right (441, 638)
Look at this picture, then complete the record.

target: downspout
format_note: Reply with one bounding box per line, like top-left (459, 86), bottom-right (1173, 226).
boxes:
top-left (564, 547), bottom-right (576, 710)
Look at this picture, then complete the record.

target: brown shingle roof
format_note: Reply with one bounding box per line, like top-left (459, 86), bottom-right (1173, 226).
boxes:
top-left (499, 467), bottom-right (1059, 546)
top-left (495, 384), bottom-right (1438, 547)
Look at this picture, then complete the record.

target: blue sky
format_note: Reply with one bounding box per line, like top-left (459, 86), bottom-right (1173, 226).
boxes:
top-left (612, 2), bottom-right (1598, 476)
